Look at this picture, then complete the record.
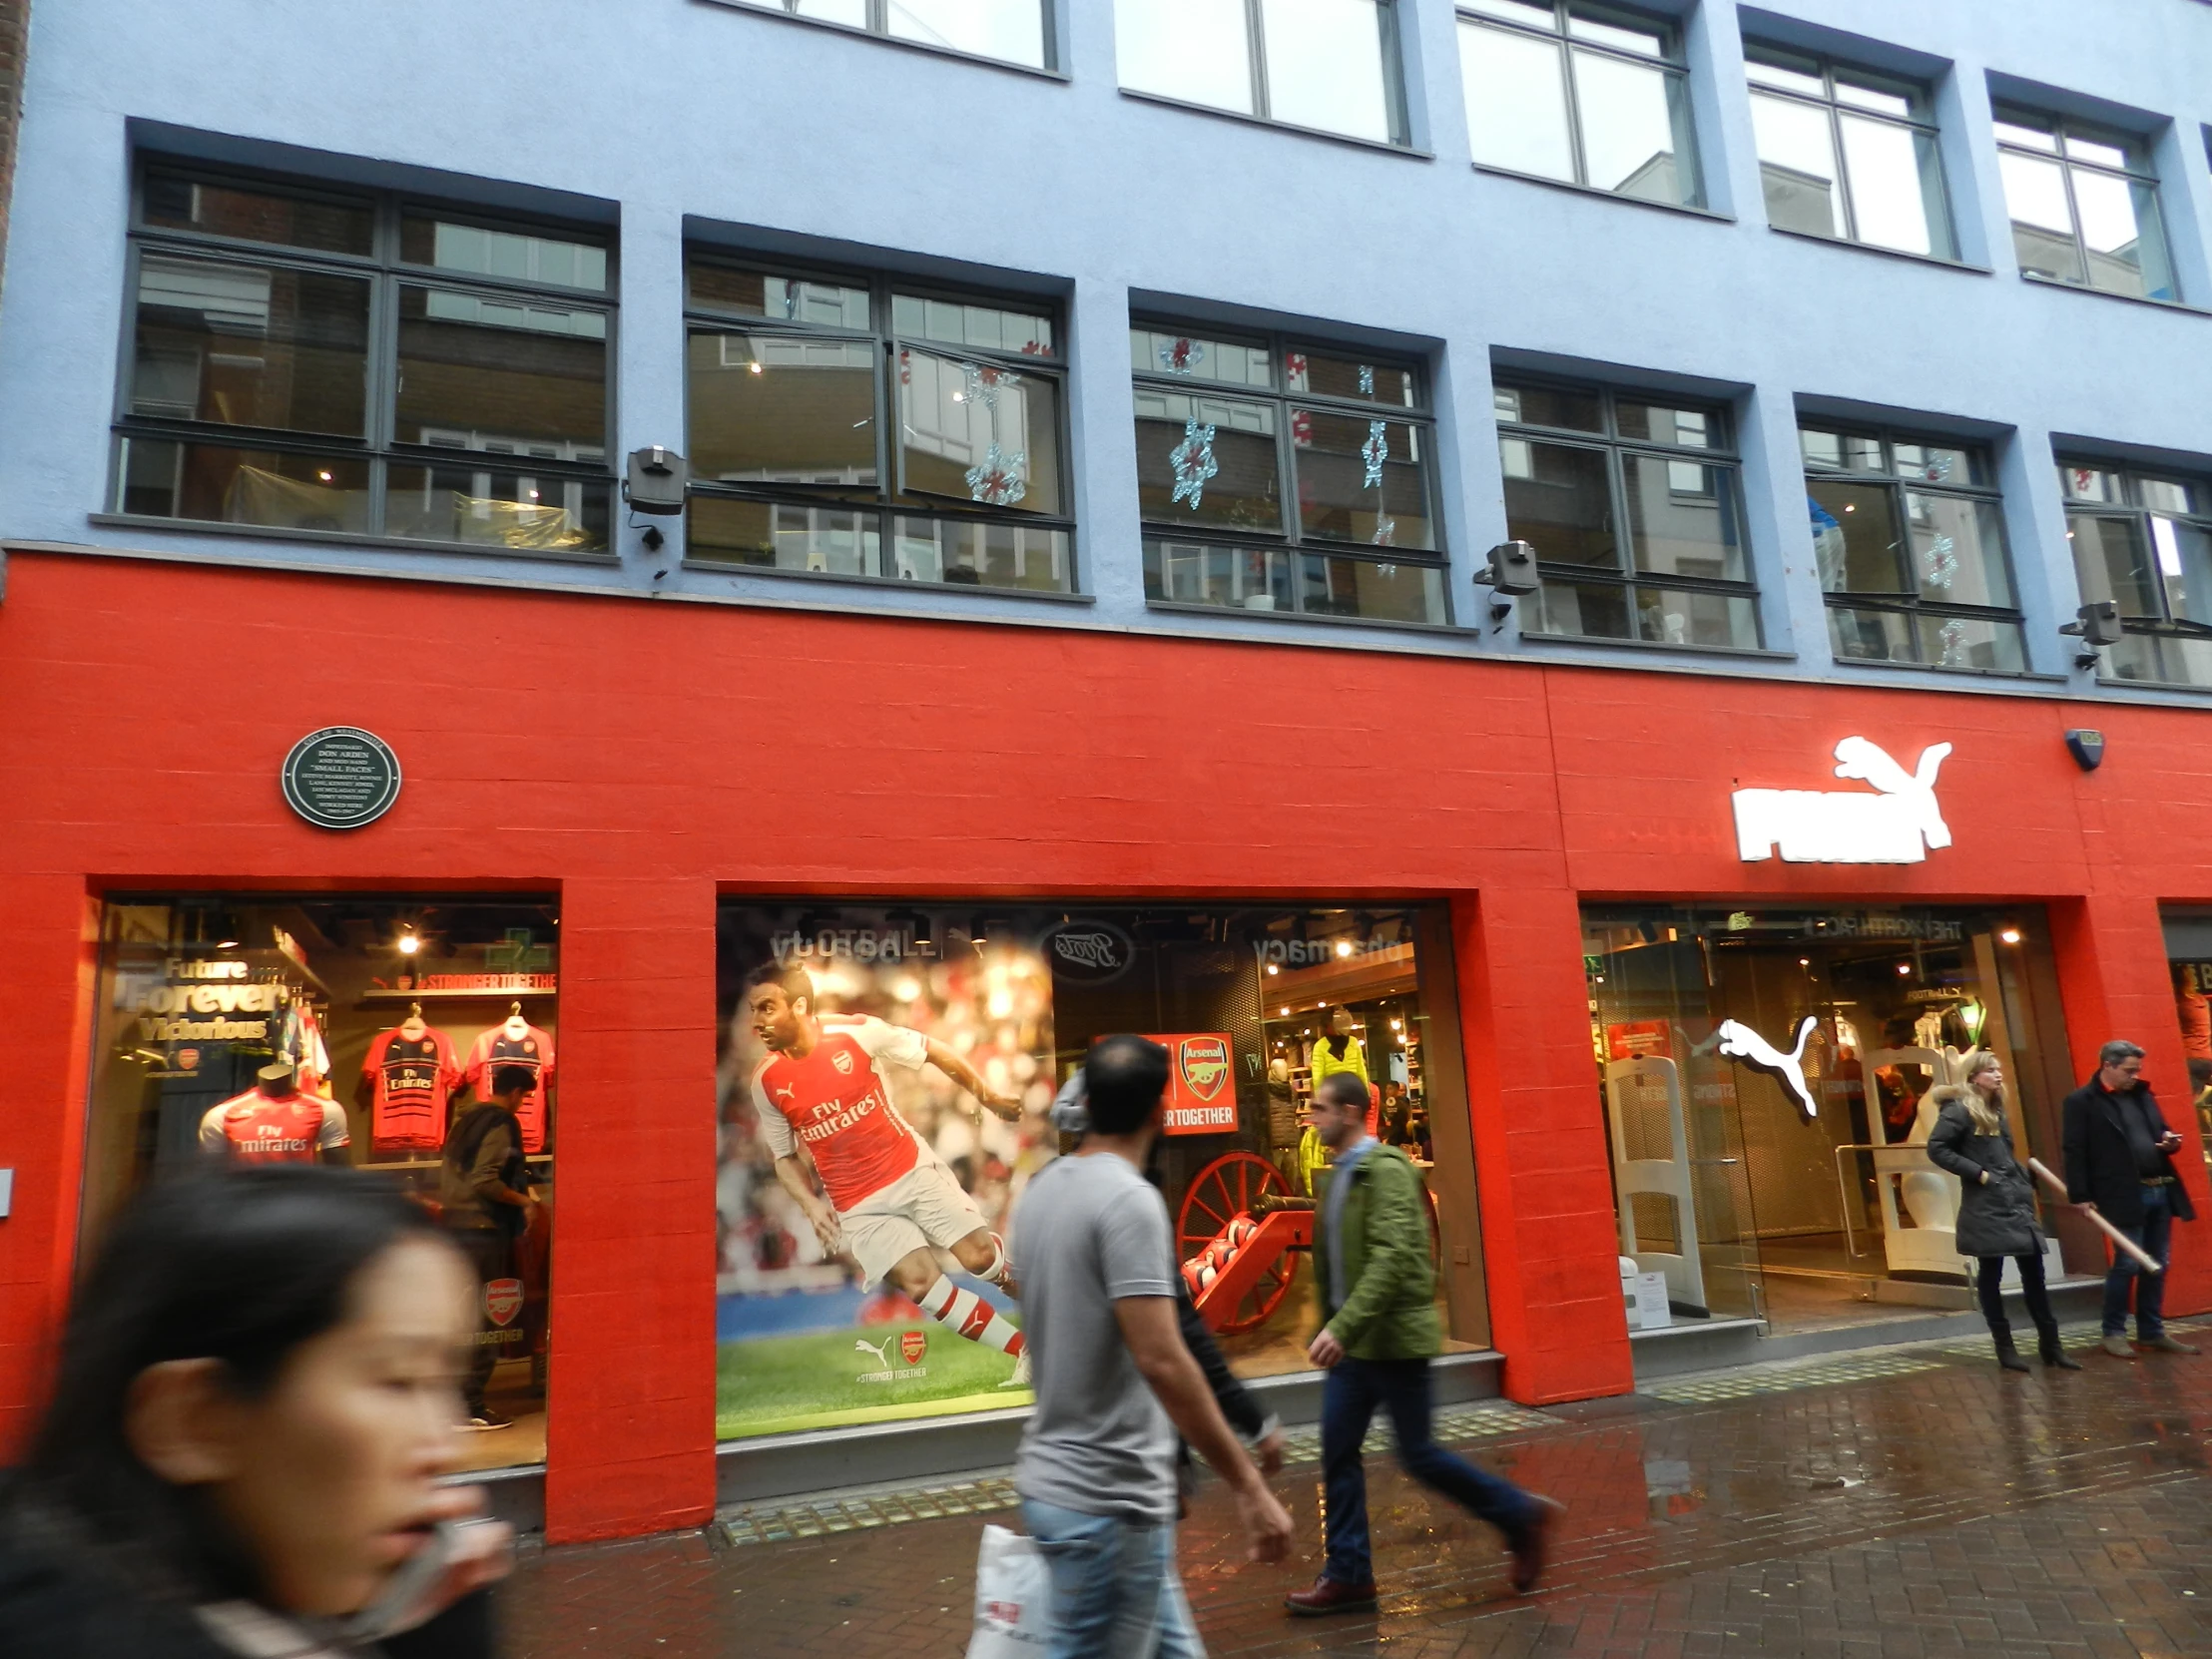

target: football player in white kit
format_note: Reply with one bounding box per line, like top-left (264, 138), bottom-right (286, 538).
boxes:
top-left (746, 964), bottom-right (1030, 1383)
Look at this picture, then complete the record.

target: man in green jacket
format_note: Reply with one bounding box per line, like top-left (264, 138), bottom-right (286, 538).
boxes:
top-left (1285, 1074), bottom-right (1560, 1615)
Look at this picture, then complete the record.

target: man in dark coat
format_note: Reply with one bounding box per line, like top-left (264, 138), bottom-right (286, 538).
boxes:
top-left (2063, 1039), bottom-right (2199, 1359)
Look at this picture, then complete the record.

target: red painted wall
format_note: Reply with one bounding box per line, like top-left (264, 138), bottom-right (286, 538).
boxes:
top-left (4, 550), bottom-right (2210, 1537)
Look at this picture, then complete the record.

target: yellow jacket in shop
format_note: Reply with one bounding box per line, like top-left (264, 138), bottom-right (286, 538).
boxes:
top-left (1310, 1036), bottom-right (1369, 1089)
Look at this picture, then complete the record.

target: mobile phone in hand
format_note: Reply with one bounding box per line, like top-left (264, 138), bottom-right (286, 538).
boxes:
top-left (340, 1518), bottom-right (483, 1643)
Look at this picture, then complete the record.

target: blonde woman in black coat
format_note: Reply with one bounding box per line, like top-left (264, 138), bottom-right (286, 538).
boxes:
top-left (1927, 1051), bottom-right (2080, 1373)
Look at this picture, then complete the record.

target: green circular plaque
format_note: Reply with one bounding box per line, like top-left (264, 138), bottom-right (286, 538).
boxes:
top-left (281, 727), bottom-right (402, 830)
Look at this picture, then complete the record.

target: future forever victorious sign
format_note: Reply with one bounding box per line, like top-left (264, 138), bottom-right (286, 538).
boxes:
top-left (1732, 738), bottom-right (1952, 865)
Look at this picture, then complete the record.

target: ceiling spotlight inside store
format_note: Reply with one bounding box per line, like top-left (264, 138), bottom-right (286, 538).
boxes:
top-left (216, 939), bottom-right (238, 950)
top-left (397, 933), bottom-right (420, 955)
top-left (1280, 1007), bottom-right (1290, 1016)
top-left (1897, 962), bottom-right (1912, 975)
top-left (1267, 963), bottom-right (1279, 974)
top-left (1999, 927), bottom-right (2021, 945)
top-left (1798, 957), bottom-right (1810, 966)
top-left (1336, 940), bottom-right (1355, 958)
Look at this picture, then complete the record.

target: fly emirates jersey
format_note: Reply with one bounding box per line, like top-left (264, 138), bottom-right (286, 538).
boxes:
top-left (752, 1016), bottom-right (933, 1213)
top-left (362, 1027), bottom-right (459, 1152)
top-left (200, 1089), bottom-right (350, 1165)
top-left (462, 1025), bottom-right (554, 1153)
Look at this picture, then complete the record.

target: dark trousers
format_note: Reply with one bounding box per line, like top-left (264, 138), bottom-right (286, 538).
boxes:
top-left (2102, 1184), bottom-right (2174, 1339)
top-left (1974, 1249), bottom-right (2058, 1348)
top-left (1320, 1356), bottom-right (1537, 1587)
top-left (452, 1227), bottom-right (516, 1409)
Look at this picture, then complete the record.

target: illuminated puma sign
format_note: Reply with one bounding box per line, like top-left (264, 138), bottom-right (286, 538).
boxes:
top-left (1733, 738), bottom-right (1952, 864)
top-left (1715, 1016), bottom-right (1820, 1121)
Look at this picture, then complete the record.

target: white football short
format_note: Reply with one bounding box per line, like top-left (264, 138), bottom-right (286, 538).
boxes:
top-left (836, 1156), bottom-right (989, 1286)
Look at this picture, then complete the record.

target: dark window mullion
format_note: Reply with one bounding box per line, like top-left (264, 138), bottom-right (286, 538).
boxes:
top-left (1556, 22), bottom-right (1592, 188)
top-left (1603, 416), bottom-right (1635, 578)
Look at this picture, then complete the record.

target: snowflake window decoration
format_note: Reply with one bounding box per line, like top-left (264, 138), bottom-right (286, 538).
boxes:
top-left (1921, 532), bottom-right (1958, 590)
top-left (1291, 410), bottom-right (1314, 449)
top-left (1358, 364), bottom-right (1376, 396)
top-left (1922, 453), bottom-right (1953, 482)
top-left (964, 441), bottom-right (1028, 508)
top-left (1372, 512), bottom-right (1397, 548)
top-left (1159, 337), bottom-right (1205, 375)
top-left (1361, 420), bottom-right (1389, 489)
top-left (1170, 417), bottom-right (1219, 510)
top-left (961, 361), bottom-right (1020, 410)
top-left (1937, 618), bottom-right (1969, 668)
top-left (1285, 351), bottom-right (1309, 387)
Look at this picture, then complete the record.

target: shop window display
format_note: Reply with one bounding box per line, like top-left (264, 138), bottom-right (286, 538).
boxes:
top-left (1582, 904), bottom-right (2079, 1334)
top-left (86, 897), bottom-right (559, 1471)
top-left (713, 901), bottom-right (1485, 1441)
top-left (2163, 906), bottom-right (2212, 1169)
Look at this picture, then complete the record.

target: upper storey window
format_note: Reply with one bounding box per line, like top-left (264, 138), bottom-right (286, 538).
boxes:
top-left (1457, 0), bottom-right (1703, 209)
top-left (717, 0), bottom-right (1051, 71)
top-left (1745, 51), bottom-right (1954, 259)
top-left (684, 257), bottom-right (1072, 593)
top-left (1995, 110), bottom-right (2177, 302)
top-left (1116, 0), bottom-right (1410, 147)
top-left (116, 164), bottom-right (614, 554)
top-left (1496, 379), bottom-right (1757, 649)
top-left (1135, 322), bottom-right (1446, 625)
top-left (1801, 425), bottom-right (2021, 674)
top-left (2062, 461), bottom-right (2212, 688)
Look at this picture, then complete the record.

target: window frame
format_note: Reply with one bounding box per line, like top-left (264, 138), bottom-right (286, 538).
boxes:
top-left (1992, 106), bottom-right (2178, 303)
top-left (1493, 376), bottom-right (1760, 649)
top-left (1799, 424), bottom-right (2025, 676)
top-left (1743, 47), bottom-right (1956, 260)
top-left (1455, 0), bottom-right (1705, 208)
top-left (1132, 317), bottom-right (1449, 625)
top-left (1119, 0), bottom-right (1414, 151)
top-left (707, 0), bottom-right (1062, 76)
top-left (112, 157), bottom-right (619, 555)
top-left (682, 252), bottom-right (1077, 595)
top-left (2058, 458), bottom-right (2212, 685)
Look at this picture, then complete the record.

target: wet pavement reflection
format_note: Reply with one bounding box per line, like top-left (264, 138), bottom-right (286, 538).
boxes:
top-left (506, 1326), bottom-right (2212, 1657)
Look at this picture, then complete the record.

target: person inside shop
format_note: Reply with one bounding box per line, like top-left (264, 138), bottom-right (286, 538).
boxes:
top-left (2063, 1039), bottom-right (2200, 1360)
top-left (1287, 1072), bottom-right (1559, 1616)
top-left (0, 1165), bottom-right (509, 1658)
top-left (1925, 1053), bottom-right (2079, 1373)
top-left (440, 1065), bottom-right (539, 1431)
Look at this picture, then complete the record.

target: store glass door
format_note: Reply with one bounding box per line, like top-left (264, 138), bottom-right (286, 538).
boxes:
top-left (1585, 904), bottom-right (2075, 1335)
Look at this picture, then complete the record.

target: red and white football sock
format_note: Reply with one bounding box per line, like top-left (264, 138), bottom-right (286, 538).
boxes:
top-left (917, 1274), bottom-right (1025, 1359)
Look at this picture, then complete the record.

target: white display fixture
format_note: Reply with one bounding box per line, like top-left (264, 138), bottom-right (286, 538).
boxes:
top-left (1604, 1055), bottom-right (1705, 1314)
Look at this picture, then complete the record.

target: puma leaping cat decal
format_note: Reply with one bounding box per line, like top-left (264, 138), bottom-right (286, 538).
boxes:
top-left (1714, 1015), bottom-right (1821, 1121)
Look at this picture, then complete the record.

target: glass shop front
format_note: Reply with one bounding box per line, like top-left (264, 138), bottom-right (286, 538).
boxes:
top-left (1583, 903), bottom-right (2081, 1335)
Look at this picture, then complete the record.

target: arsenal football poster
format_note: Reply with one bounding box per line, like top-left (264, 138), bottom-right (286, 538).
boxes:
top-left (714, 899), bottom-right (1437, 1440)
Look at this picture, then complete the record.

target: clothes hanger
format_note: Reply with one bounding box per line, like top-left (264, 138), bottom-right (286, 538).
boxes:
top-left (399, 1001), bottom-right (427, 1040)
top-left (503, 1000), bottom-right (529, 1041)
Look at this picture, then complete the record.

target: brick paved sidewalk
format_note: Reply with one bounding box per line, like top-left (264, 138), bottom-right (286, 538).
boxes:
top-left (503, 1327), bottom-right (2212, 1658)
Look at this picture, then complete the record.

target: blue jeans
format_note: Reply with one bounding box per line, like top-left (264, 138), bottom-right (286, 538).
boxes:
top-left (1320, 1356), bottom-right (1538, 1587)
top-left (2102, 1183), bottom-right (2174, 1339)
top-left (1020, 1498), bottom-right (1197, 1659)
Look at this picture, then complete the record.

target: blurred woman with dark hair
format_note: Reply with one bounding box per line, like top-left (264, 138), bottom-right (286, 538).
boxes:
top-left (0, 1165), bottom-right (510, 1657)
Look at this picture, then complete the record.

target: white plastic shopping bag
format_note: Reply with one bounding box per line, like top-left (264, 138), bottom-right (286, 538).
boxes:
top-left (966, 1523), bottom-right (1053, 1659)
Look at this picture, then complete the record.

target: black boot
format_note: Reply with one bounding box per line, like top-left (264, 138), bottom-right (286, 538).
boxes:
top-left (1993, 1326), bottom-right (2030, 1373)
top-left (2037, 1326), bottom-right (2082, 1370)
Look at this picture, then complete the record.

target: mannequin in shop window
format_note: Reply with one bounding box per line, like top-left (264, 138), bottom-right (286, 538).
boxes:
top-left (1301, 1009), bottom-right (1381, 1195)
top-left (1925, 1052), bottom-right (2078, 1374)
top-left (198, 1060), bottom-right (350, 1167)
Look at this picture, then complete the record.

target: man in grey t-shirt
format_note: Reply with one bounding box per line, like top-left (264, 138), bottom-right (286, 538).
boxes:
top-left (1015, 1036), bottom-right (1292, 1659)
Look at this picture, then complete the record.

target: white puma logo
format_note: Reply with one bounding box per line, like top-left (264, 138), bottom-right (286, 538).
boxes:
top-left (773, 1083), bottom-right (797, 1103)
top-left (1714, 1015), bottom-right (1821, 1121)
top-left (853, 1336), bottom-right (893, 1369)
top-left (1733, 738), bottom-right (1952, 864)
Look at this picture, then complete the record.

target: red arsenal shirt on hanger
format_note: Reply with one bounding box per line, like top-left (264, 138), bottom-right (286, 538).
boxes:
top-left (463, 1022), bottom-right (555, 1152)
top-left (362, 1026), bottom-right (459, 1151)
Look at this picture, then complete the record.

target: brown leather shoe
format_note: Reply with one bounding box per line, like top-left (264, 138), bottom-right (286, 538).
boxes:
top-left (1508, 1495), bottom-right (1564, 1595)
top-left (1285, 1575), bottom-right (1378, 1617)
top-left (2142, 1334), bottom-right (2200, 1354)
